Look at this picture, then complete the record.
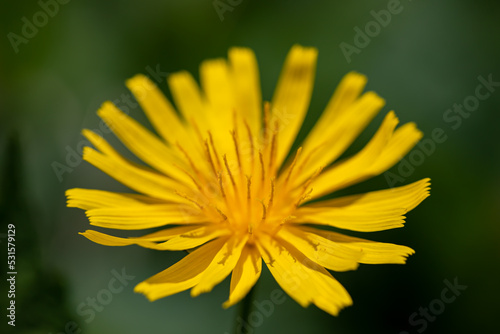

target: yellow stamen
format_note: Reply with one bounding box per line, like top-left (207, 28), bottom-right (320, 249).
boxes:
top-left (267, 178), bottom-right (275, 212)
top-left (174, 190), bottom-right (204, 210)
top-left (230, 130), bottom-right (242, 169)
top-left (243, 119), bottom-right (255, 172)
top-left (263, 101), bottom-right (270, 141)
top-left (215, 207), bottom-right (228, 221)
top-left (176, 143), bottom-right (203, 180)
top-left (268, 128), bottom-right (277, 172)
top-left (223, 154), bottom-right (237, 189)
top-left (284, 147), bottom-right (303, 186)
top-left (260, 200), bottom-right (267, 222)
top-left (204, 139), bottom-right (217, 177)
top-left (208, 131), bottom-right (222, 170)
top-left (217, 172), bottom-right (226, 198)
top-left (173, 164), bottom-right (203, 193)
top-left (246, 175), bottom-right (252, 201)
top-left (259, 150), bottom-right (265, 183)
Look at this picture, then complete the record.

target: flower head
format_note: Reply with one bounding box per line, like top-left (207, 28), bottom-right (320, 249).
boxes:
top-left (67, 45), bottom-right (429, 316)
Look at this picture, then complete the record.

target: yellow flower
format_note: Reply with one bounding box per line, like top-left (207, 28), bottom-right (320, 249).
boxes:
top-left (66, 45), bottom-right (430, 316)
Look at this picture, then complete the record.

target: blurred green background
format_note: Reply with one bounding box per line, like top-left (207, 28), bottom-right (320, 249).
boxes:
top-left (1, 0), bottom-right (499, 333)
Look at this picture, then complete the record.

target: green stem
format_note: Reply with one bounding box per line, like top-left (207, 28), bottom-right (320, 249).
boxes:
top-left (234, 285), bottom-right (256, 334)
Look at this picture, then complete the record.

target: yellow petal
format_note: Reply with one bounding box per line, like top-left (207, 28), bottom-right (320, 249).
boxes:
top-left (299, 225), bottom-right (415, 265)
top-left (66, 188), bottom-right (166, 211)
top-left (80, 225), bottom-right (199, 245)
top-left (97, 102), bottom-right (190, 183)
top-left (85, 205), bottom-right (206, 230)
top-left (277, 226), bottom-right (361, 271)
top-left (191, 235), bottom-right (248, 297)
top-left (143, 226), bottom-right (229, 250)
top-left (80, 225), bottom-right (224, 251)
top-left (201, 59), bottom-right (234, 117)
top-left (199, 58), bottom-right (235, 152)
top-left (298, 91), bottom-right (385, 182)
top-left (80, 229), bottom-right (140, 246)
top-left (82, 145), bottom-right (184, 203)
top-left (82, 128), bottom-right (122, 159)
top-left (125, 74), bottom-right (186, 143)
top-left (309, 178), bottom-right (431, 212)
top-left (223, 244), bottom-right (262, 308)
top-left (370, 122), bottom-right (423, 174)
top-left (305, 72), bottom-right (367, 134)
top-left (82, 129), bottom-right (189, 199)
top-left (295, 178), bottom-right (430, 232)
top-left (272, 45), bottom-right (318, 167)
top-left (310, 111), bottom-right (423, 198)
top-left (135, 225), bottom-right (208, 242)
top-left (167, 71), bottom-right (207, 125)
top-left (292, 206), bottom-right (407, 232)
top-left (128, 74), bottom-right (205, 164)
top-left (257, 234), bottom-right (352, 316)
top-left (135, 238), bottom-right (226, 301)
top-left (229, 47), bottom-right (262, 135)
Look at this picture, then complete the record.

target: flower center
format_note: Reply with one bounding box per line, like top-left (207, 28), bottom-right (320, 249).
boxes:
top-left (174, 104), bottom-right (320, 241)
